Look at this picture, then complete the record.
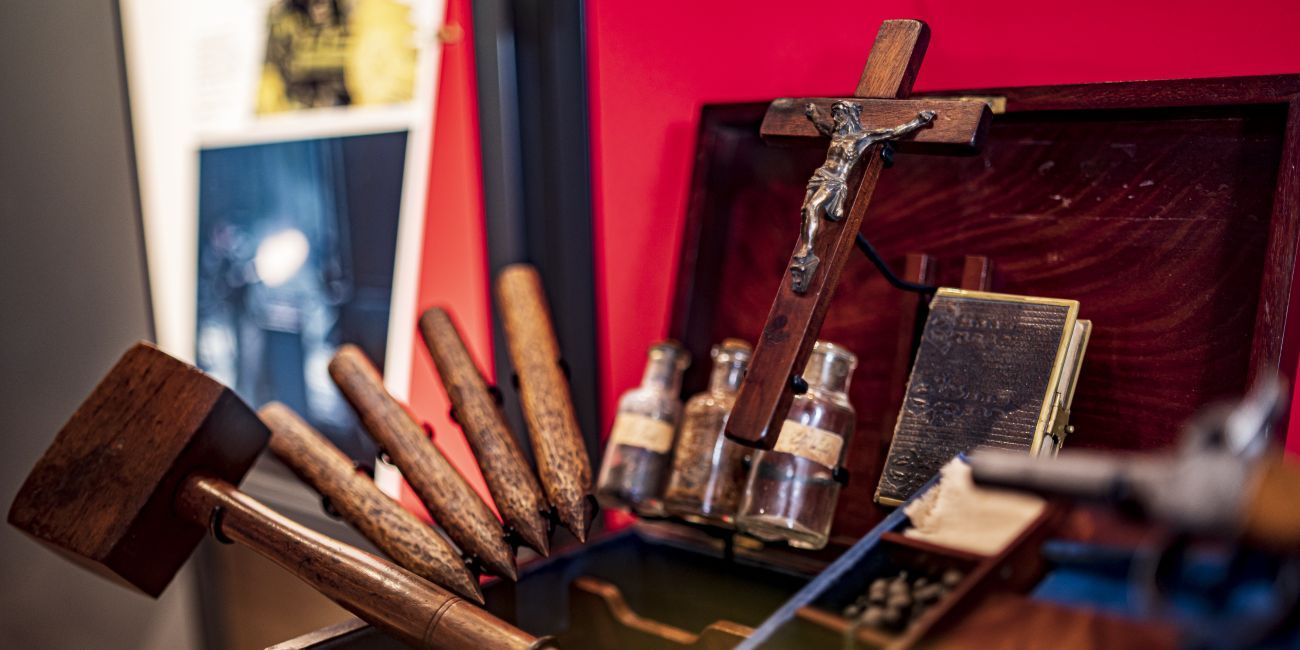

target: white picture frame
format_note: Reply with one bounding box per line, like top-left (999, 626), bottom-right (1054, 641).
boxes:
top-left (119, 0), bottom-right (443, 406)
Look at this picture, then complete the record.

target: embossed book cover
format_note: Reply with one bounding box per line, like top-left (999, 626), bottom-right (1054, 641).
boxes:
top-left (876, 288), bottom-right (1090, 506)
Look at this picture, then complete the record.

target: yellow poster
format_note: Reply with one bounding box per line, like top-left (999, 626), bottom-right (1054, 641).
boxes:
top-left (258, 0), bottom-right (419, 113)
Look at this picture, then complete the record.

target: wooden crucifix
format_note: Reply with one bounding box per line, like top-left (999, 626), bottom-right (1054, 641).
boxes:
top-left (725, 19), bottom-right (992, 449)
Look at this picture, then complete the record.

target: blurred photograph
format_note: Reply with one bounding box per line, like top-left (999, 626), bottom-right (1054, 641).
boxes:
top-left (196, 131), bottom-right (408, 461)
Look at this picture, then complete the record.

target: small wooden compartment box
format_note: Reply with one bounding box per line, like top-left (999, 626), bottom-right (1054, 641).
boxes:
top-left (770, 506), bottom-right (1060, 649)
top-left (283, 75), bottom-right (1300, 647)
top-left (794, 534), bottom-right (986, 647)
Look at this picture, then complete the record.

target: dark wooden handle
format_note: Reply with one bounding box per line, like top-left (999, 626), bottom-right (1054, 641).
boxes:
top-left (495, 265), bottom-right (594, 541)
top-left (174, 476), bottom-right (549, 649)
top-left (260, 402), bottom-right (484, 603)
top-left (419, 307), bottom-right (551, 555)
top-left (328, 345), bottom-right (517, 580)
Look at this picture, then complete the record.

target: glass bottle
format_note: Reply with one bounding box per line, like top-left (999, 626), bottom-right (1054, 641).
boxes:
top-left (737, 340), bottom-right (857, 550)
top-left (663, 339), bottom-right (753, 527)
top-left (596, 340), bottom-right (690, 516)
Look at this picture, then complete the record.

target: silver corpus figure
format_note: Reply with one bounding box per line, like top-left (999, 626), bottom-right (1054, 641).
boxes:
top-left (791, 102), bottom-right (936, 293)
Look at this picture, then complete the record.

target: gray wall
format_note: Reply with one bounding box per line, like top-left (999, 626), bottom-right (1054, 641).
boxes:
top-left (0, 1), bottom-right (197, 647)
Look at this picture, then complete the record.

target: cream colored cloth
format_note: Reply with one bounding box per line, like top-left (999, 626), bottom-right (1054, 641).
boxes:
top-left (903, 458), bottom-right (1045, 556)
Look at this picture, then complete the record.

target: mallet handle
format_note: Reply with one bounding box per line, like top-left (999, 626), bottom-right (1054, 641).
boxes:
top-left (494, 265), bottom-right (594, 541)
top-left (175, 476), bottom-right (549, 650)
top-left (329, 344), bottom-right (517, 580)
top-left (418, 307), bottom-right (551, 556)
top-left (261, 402), bottom-right (484, 604)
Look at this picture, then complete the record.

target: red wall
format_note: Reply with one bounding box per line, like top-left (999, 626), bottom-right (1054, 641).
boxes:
top-left (586, 0), bottom-right (1300, 450)
top-left (399, 0), bottom-right (496, 516)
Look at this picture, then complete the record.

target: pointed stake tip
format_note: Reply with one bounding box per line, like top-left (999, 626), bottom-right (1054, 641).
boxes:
top-left (520, 513), bottom-right (552, 557)
top-left (479, 529), bottom-right (520, 581)
top-left (499, 562), bottom-right (519, 581)
top-left (483, 544), bottom-right (519, 581)
top-left (457, 563), bottom-right (486, 602)
top-left (458, 579), bottom-right (486, 605)
top-left (518, 528), bottom-right (550, 558)
top-left (504, 510), bottom-right (552, 559)
top-left (557, 502), bottom-right (593, 544)
top-left (558, 516), bottom-right (588, 543)
top-left (424, 564), bottom-right (483, 605)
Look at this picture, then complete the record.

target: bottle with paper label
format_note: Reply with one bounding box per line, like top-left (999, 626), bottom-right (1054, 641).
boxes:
top-left (663, 338), bottom-right (753, 527)
top-left (737, 340), bottom-right (857, 550)
top-left (596, 340), bottom-right (690, 516)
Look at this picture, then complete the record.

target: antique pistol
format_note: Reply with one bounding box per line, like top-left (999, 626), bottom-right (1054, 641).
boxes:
top-left (970, 376), bottom-right (1300, 551)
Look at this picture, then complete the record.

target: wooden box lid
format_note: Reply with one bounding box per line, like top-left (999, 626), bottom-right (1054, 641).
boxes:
top-left (668, 75), bottom-right (1300, 540)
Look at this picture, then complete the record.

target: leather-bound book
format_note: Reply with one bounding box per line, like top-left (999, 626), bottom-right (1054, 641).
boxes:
top-left (876, 288), bottom-right (1091, 506)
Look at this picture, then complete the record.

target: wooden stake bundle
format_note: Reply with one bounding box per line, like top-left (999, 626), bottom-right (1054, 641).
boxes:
top-left (419, 307), bottom-right (551, 556)
top-left (260, 402), bottom-right (485, 603)
top-left (329, 345), bottom-right (517, 580)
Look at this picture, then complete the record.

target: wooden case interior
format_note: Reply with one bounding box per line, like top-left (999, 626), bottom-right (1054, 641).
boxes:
top-left (669, 75), bottom-right (1300, 539)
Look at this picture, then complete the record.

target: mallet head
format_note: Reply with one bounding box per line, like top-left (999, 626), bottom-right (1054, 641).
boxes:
top-left (8, 342), bottom-right (268, 596)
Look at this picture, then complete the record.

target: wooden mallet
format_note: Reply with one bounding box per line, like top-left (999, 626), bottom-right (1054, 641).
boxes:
top-left (8, 343), bottom-right (548, 649)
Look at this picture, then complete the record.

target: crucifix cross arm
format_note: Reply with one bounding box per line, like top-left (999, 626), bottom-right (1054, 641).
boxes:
top-left (724, 19), bottom-right (991, 451)
top-left (804, 103), bottom-right (836, 137)
top-left (764, 98), bottom-right (989, 152)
